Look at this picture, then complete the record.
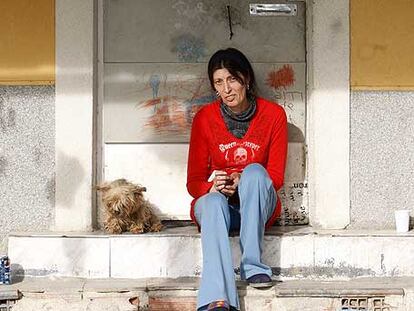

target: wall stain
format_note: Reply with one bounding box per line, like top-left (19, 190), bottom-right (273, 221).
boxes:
top-left (172, 34), bottom-right (206, 62)
top-left (380, 253), bottom-right (386, 274)
top-left (45, 175), bottom-right (55, 206)
top-left (0, 156), bottom-right (7, 175)
top-left (0, 98), bottom-right (6, 132)
top-left (7, 108), bottom-right (16, 128)
top-left (0, 98), bottom-right (16, 132)
top-left (33, 143), bottom-right (45, 165)
top-left (330, 19), bottom-right (342, 33)
top-left (172, 1), bottom-right (226, 29)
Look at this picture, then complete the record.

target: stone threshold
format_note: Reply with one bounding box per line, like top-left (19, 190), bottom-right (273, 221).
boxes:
top-left (8, 224), bottom-right (414, 238)
top-left (7, 225), bottom-right (414, 280)
top-left (2, 277), bottom-right (412, 311)
top-left (1, 276), bottom-right (412, 297)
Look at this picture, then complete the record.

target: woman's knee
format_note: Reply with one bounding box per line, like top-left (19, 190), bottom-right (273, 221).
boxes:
top-left (195, 192), bottom-right (228, 220)
top-left (241, 163), bottom-right (268, 182)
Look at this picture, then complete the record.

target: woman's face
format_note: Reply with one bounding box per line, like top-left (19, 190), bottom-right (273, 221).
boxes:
top-left (213, 68), bottom-right (249, 113)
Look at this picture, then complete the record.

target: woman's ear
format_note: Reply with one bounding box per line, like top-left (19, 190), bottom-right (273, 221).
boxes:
top-left (243, 75), bottom-right (250, 88)
top-left (245, 78), bottom-right (250, 91)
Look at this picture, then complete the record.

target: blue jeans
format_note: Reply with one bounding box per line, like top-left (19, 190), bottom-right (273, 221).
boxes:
top-left (194, 163), bottom-right (276, 311)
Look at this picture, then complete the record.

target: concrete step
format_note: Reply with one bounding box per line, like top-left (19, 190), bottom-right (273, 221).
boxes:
top-left (1, 276), bottom-right (413, 311)
top-left (7, 226), bottom-right (414, 280)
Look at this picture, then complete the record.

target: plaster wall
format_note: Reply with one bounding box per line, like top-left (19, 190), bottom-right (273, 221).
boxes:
top-left (55, 0), bottom-right (96, 231)
top-left (0, 86), bottom-right (55, 253)
top-left (350, 91), bottom-right (414, 228)
top-left (307, 0), bottom-right (350, 228)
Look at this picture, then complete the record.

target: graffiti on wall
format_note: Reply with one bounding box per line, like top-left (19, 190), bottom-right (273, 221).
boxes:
top-left (260, 64), bottom-right (305, 138)
top-left (135, 63), bottom-right (305, 140)
top-left (137, 72), bottom-right (215, 137)
top-left (104, 63), bottom-right (305, 143)
top-left (276, 182), bottom-right (309, 225)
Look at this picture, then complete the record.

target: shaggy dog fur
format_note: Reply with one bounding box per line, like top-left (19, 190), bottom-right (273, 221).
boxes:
top-left (97, 179), bottom-right (163, 234)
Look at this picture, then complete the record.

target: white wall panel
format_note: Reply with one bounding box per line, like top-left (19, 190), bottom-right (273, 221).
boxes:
top-left (104, 143), bottom-right (307, 222)
top-left (104, 144), bottom-right (192, 219)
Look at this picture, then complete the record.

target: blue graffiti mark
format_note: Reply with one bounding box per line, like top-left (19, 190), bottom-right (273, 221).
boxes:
top-left (174, 34), bottom-right (206, 62)
top-left (149, 74), bottom-right (161, 99)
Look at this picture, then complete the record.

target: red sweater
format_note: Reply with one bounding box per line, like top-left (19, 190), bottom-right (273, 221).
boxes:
top-left (186, 97), bottom-right (288, 229)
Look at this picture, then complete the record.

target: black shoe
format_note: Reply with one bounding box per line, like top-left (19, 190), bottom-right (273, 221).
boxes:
top-left (247, 273), bottom-right (273, 288)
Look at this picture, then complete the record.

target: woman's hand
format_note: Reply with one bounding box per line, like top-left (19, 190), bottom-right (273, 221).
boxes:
top-left (221, 172), bottom-right (241, 197)
top-left (210, 170), bottom-right (230, 193)
top-left (210, 171), bottom-right (241, 197)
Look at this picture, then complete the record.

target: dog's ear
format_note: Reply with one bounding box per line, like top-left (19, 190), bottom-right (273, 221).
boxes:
top-left (133, 186), bottom-right (146, 194)
top-left (96, 183), bottom-right (111, 192)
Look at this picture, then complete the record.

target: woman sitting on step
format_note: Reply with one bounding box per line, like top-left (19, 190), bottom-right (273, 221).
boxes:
top-left (186, 48), bottom-right (288, 311)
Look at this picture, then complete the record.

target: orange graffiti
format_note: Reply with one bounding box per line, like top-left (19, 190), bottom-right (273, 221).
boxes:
top-left (140, 94), bottom-right (214, 135)
top-left (141, 96), bottom-right (192, 134)
top-left (266, 65), bottom-right (295, 89)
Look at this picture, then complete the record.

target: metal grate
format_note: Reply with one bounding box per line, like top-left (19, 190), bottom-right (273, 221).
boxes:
top-left (371, 297), bottom-right (390, 311)
top-left (341, 297), bottom-right (368, 310)
top-left (341, 296), bottom-right (390, 311)
top-left (0, 300), bottom-right (14, 311)
top-left (0, 290), bottom-right (20, 311)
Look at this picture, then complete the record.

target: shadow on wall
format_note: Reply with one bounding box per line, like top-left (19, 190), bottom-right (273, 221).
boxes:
top-left (56, 151), bottom-right (85, 208)
top-left (10, 263), bottom-right (25, 284)
top-left (288, 123), bottom-right (304, 142)
top-left (45, 175), bottom-right (55, 207)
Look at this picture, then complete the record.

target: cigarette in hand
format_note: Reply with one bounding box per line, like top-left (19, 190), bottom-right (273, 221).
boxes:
top-left (208, 170), bottom-right (217, 182)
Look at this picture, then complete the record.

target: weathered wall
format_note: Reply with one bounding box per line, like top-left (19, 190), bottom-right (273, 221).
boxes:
top-left (350, 91), bottom-right (414, 228)
top-left (102, 0), bottom-right (308, 226)
top-left (0, 86), bottom-right (55, 253)
top-left (350, 0), bottom-right (414, 228)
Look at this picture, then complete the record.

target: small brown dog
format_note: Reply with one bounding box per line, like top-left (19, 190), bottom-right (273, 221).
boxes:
top-left (97, 179), bottom-right (163, 234)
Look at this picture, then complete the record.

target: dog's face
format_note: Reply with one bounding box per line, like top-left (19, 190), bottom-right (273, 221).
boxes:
top-left (97, 179), bottom-right (147, 218)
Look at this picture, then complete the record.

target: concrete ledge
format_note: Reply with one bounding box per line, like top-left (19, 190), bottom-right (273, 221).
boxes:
top-left (7, 226), bottom-right (414, 279)
top-left (1, 277), bottom-right (412, 311)
top-left (2, 276), bottom-right (411, 296)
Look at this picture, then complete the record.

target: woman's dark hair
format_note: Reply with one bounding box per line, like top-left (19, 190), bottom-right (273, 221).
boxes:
top-left (207, 48), bottom-right (257, 95)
